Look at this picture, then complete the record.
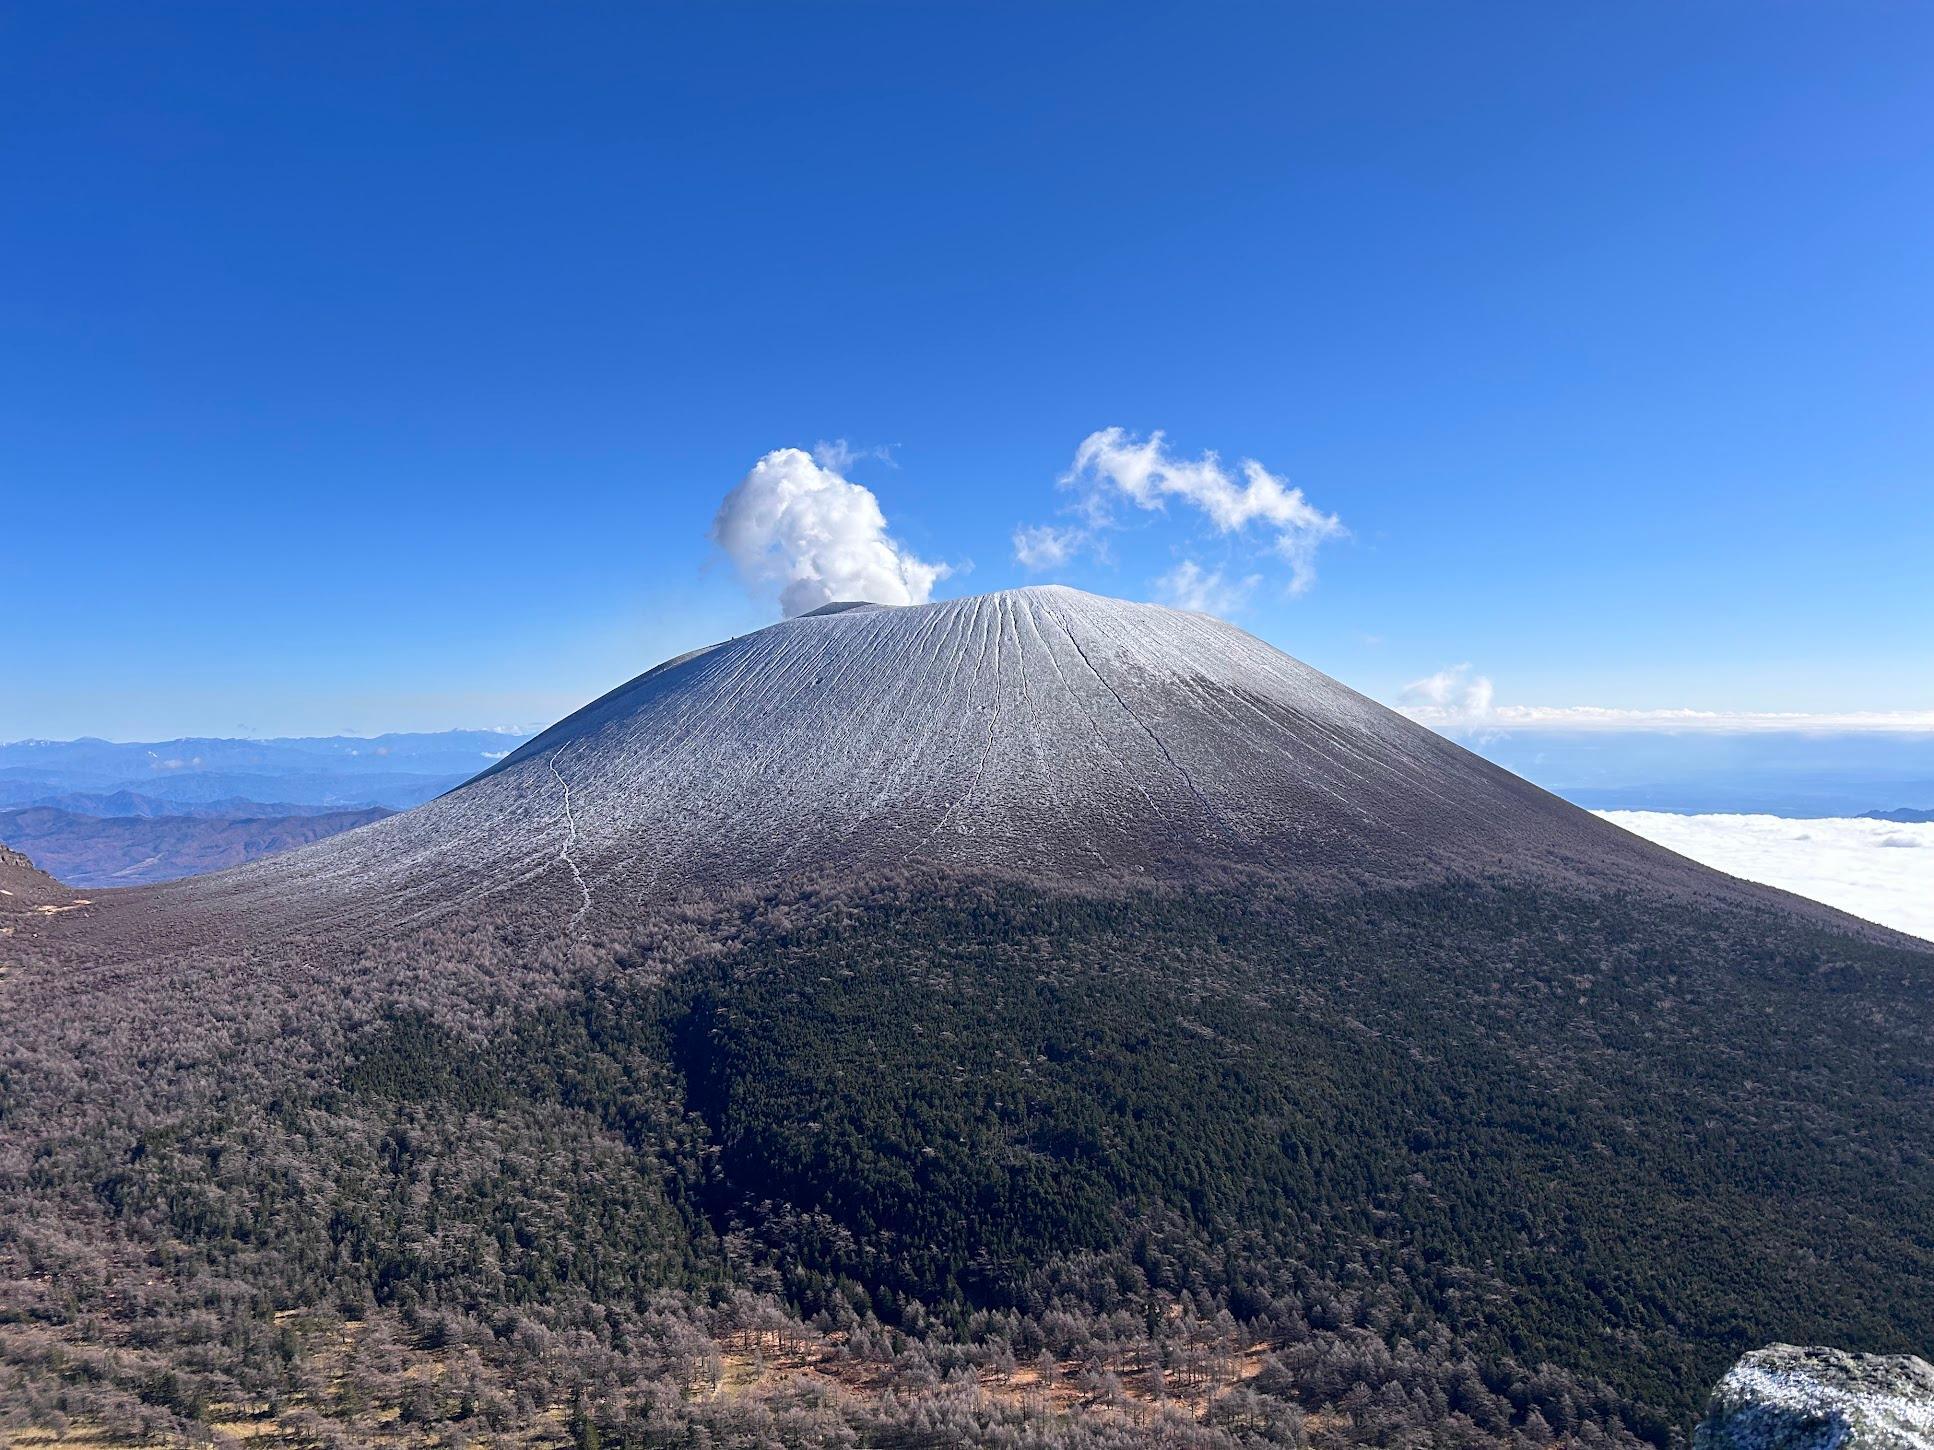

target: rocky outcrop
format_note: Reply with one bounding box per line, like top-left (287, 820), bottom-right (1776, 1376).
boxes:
top-left (0, 840), bottom-right (77, 935)
top-left (1696, 1345), bottom-right (1934, 1449)
top-left (0, 842), bottom-right (64, 901)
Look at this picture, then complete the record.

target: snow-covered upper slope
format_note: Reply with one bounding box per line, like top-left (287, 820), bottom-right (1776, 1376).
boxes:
top-left (161, 587), bottom-right (1682, 932)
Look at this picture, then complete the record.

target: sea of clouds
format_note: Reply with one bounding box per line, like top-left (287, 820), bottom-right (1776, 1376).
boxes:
top-left (1596, 811), bottom-right (1934, 943)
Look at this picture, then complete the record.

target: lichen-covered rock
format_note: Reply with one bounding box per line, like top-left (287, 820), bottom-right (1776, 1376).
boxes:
top-left (1696, 1344), bottom-right (1934, 1450)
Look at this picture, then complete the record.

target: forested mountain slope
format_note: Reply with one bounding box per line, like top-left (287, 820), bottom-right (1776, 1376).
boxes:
top-left (3, 589), bottom-right (1929, 1447)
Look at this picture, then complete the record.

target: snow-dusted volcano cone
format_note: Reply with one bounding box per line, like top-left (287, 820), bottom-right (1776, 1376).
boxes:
top-left (162, 587), bottom-right (1707, 932)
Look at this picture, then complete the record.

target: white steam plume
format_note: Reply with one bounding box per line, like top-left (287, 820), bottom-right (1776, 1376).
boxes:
top-left (712, 448), bottom-right (946, 617)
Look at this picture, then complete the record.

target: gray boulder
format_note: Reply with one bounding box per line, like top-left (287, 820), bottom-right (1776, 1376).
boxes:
top-left (1696, 1345), bottom-right (1934, 1450)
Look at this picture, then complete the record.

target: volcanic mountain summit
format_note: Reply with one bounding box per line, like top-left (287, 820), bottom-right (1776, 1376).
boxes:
top-left (8, 589), bottom-right (1934, 1448)
top-left (175, 585), bottom-right (1694, 932)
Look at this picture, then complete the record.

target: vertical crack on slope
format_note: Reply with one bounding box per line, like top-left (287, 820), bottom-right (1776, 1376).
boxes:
top-left (1045, 598), bottom-right (1224, 833)
top-left (1019, 598), bottom-right (1157, 814)
top-left (547, 744), bottom-right (593, 928)
top-left (916, 594), bottom-right (1006, 852)
top-left (1014, 598), bottom-right (1140, 865)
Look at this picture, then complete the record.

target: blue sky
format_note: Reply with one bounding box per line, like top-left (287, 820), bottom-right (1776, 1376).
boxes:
top-left (4, 2), bottom-right (1931, 740)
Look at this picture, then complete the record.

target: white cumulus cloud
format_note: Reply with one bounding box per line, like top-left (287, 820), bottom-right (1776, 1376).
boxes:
top-left (1156, 560), bottom-right (1260, 618)
top-left (712, 448), bottom-right (947, 617)
top-left (811, 438), bottom-right (896, 473)
top-left (1012, 523), bottom-right (1085, 570)
top-left (1400, 663), bottom-right (1495, 723)
top-left (1597, 811), bottom-right (1934, 942)
top-left (1062, 428), bottom-right (1346, 595)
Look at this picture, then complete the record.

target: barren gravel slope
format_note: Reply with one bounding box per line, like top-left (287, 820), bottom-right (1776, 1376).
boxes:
top-left (142, 587), bottom-right (1759, 935)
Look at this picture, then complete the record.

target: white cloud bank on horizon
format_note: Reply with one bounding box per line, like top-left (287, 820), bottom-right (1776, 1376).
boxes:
top-left (1397, 663), bottom-right (1934, 735)
top-left (713, 448), bottom-right (947, 617)
top-left (1596, 811), bottom-right (1934, 942)
top-left (1012, 429), bottom-right (1345, 610)
top-left (1403, 700), bottom-right (1934, 734)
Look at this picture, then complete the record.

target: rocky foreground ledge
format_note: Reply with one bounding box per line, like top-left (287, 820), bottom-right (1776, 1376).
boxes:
top-left (1696, 1345), bottom-right (1934, 1449)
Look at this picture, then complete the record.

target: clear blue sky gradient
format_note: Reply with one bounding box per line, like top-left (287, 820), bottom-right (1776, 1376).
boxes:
top-left (5, 3), bottom-right (1931, 738)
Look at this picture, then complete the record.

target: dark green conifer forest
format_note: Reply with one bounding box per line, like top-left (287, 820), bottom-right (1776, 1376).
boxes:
top-left (4, 868), bottom-right (1931, 1445)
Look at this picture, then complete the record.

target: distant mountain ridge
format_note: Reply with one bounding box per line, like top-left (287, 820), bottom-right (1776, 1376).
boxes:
top-left (0, 727), bottom-right (531, 813)
top-left (0, 804), bottom-right (392, 887)
top-left (12, 789), bottom-right (361, 819)
top-left (0, 728), bottom-right (531, 776)
top-left (1863, 807), bottom-right (1934, 823)
top-left (0, 729), bottom-right (517, 885)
